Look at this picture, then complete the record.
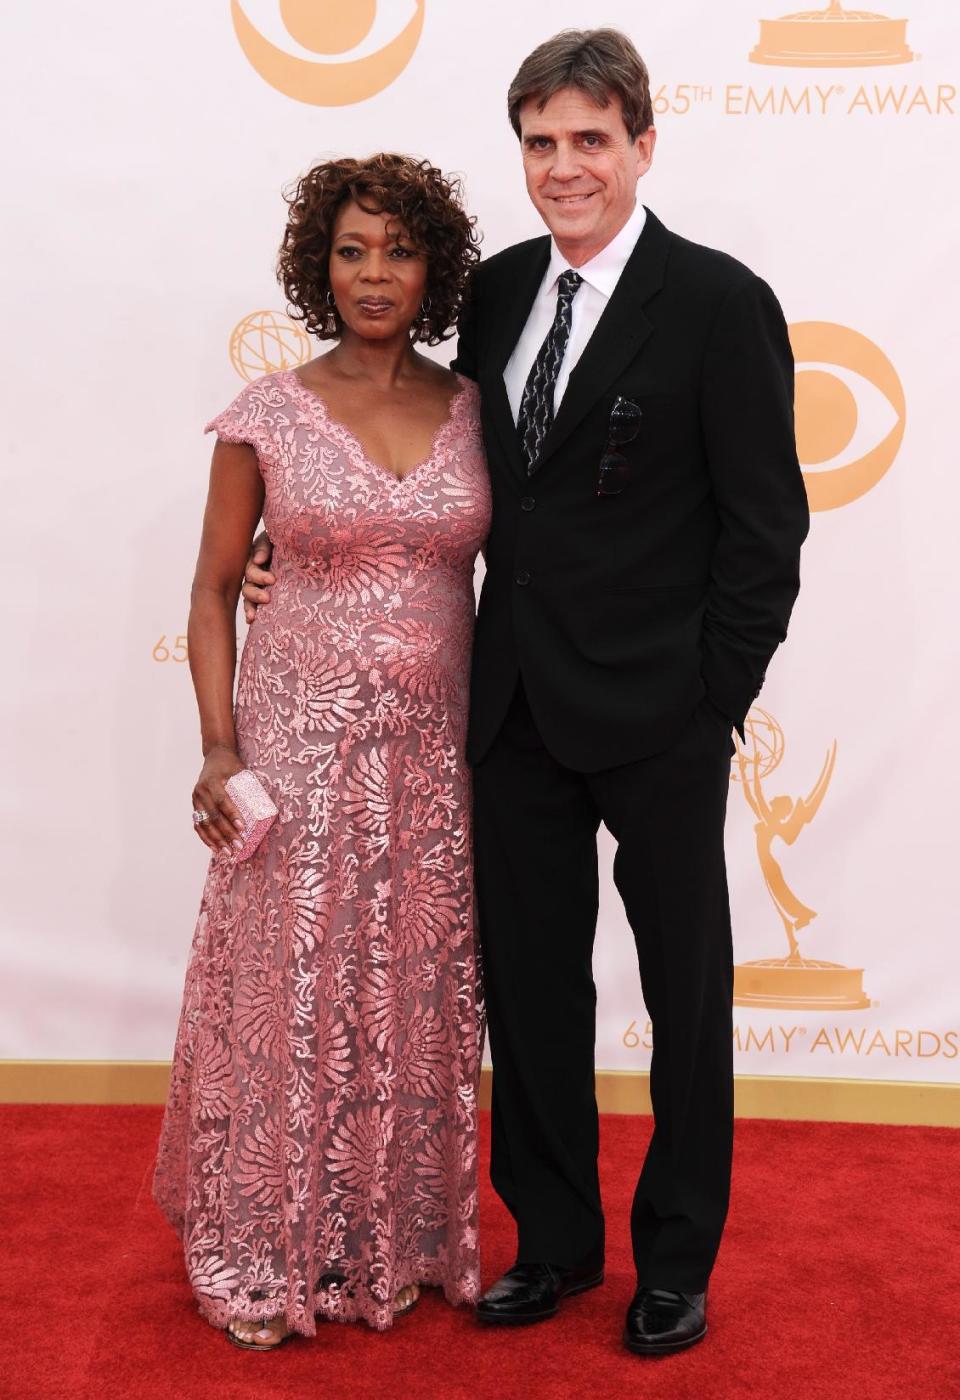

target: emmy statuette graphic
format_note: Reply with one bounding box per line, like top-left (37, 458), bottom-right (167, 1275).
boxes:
top-left (751, 0), bottom-right (914, 68)
top-left (229, 311), bottom-right (311, 382)
top-left (732, 709), bottom-right (870, 1009)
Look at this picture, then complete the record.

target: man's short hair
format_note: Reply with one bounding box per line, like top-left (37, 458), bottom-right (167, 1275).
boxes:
top-left (507, 28), bottom-right (653, 143)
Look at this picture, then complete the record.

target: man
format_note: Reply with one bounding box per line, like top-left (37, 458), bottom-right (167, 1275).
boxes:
top-left (244, 29), bottom-right (809, 1356)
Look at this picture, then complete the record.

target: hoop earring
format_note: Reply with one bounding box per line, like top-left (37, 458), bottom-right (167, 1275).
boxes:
top-left (326, 291), bottom-right (336, 309)
top-left (420, 294), bottom-right (432, 315)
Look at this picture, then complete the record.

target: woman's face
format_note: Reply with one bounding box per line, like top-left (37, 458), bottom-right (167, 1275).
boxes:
top-left (328, 199), bottom-right (428, 342)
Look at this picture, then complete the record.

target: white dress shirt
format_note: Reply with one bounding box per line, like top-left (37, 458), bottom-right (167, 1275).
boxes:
top-left (504, 200), bottom-right (648, 424)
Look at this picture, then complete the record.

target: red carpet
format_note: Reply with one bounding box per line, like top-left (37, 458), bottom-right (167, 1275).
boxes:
top-left (2, 1106), bottom-right (957, 1399)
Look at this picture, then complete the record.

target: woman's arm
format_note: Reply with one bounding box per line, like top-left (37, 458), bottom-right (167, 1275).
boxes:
top-left (188, 439), bottom-right (265, 852)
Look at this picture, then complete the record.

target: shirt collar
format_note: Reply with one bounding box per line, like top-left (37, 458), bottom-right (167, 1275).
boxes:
top-left (545, 200), bottom-right (647, 300)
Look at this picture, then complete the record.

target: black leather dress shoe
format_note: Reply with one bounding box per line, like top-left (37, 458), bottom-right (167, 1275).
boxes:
top-left (623, 1288), bottom-right (707, 1355)
top-left (476, 1262), bottom-right (604, 1325)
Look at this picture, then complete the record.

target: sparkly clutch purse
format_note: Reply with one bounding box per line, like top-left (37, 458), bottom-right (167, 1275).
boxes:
top-left (224, 769), bottom-right (278, 861)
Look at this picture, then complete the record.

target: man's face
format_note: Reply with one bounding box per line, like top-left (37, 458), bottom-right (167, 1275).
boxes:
top-left (518, 86), bottom-right (656, 265)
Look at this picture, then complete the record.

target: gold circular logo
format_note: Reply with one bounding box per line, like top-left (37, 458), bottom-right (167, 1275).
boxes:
top-left (789, 321), bottom-right (906, 512)
top-left (231, 0), bottom-right (426, 106)
top-left (731, 706), bottom-right (784, 782)
top-left (229, 310), bottom-right (311, 381)
top-left (795, 369), bottom-right (858, 464)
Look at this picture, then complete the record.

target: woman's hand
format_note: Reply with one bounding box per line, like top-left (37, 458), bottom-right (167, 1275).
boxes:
top-left (191, 745), bottom-right (247, 854)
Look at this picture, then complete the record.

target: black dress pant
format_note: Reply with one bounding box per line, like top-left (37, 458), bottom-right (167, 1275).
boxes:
top-left (472, 683), bottom-right (734, 1292)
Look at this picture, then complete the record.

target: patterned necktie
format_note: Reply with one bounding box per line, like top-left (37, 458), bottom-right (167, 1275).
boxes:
top-left (517, 269), bottom-right (583, 474)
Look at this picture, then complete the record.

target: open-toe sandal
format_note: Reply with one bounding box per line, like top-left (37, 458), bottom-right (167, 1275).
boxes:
top-left (226, 1319), bottom-right (293, 1351)
top-left (393, 1285), bottom-right (421, 1318)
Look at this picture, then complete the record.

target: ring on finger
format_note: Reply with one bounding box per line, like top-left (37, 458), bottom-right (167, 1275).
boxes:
top-left (192, 809), bottom-right (209, 826)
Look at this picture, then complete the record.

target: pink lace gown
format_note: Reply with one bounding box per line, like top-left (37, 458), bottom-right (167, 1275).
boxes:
top-left (153, 369), bottom-right (491, 1334)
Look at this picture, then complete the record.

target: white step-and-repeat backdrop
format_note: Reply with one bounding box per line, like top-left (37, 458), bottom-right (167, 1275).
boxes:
top-left (3, 2), bottom-right (958, 1087)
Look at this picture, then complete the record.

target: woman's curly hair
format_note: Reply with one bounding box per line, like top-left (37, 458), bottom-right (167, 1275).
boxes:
top-left (277, 153), bottom-right (481, 347)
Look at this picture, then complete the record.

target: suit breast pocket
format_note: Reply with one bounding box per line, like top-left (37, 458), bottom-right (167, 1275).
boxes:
top-left (608, 388), bottom-right (694, 434)
top-left (595, 390), bottom-right (698, 498)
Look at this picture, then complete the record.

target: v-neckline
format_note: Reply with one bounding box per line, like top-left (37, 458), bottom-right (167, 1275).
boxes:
top-left (286, 370), bottom-right (469, 486)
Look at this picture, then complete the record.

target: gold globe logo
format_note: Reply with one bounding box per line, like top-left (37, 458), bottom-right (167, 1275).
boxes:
top-left (729, 705), bottom-right (784, 782)
top-left (751, 1), bottom-right (914, 68)
top-left (231, 0), bottom-right (426, 106)
top-left (789, 321), bottom-right (906, 511)
top-left (229, 310), bottom-right (311, 381)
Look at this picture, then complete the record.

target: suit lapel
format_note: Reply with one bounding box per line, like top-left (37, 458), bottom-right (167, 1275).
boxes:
top-left (480, 238), bottom-right (550, 478)
top-left (531, 208), bottom-right (672, 474)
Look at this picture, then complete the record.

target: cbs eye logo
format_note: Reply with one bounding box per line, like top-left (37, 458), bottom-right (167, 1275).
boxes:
top-left (231, 0), bottom-right (426, 106)
top-left (789, 322), bottom-right (906, 512)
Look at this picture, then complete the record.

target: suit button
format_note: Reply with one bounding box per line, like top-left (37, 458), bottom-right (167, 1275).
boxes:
top-left (520, 496), bottom-right (536, 511)
top-left (515, 570), bottom-right (531, 586)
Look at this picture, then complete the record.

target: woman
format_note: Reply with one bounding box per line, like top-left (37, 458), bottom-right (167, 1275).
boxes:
top-left (153, 154), bottom-right (489, 1349)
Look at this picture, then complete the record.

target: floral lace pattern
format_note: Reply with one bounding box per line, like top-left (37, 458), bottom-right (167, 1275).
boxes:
top-left (153, 370), bottom-right (491, 1334)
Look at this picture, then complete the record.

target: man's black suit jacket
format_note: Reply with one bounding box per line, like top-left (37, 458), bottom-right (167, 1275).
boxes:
top-left (452, 208), bottom-right (809, 773)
